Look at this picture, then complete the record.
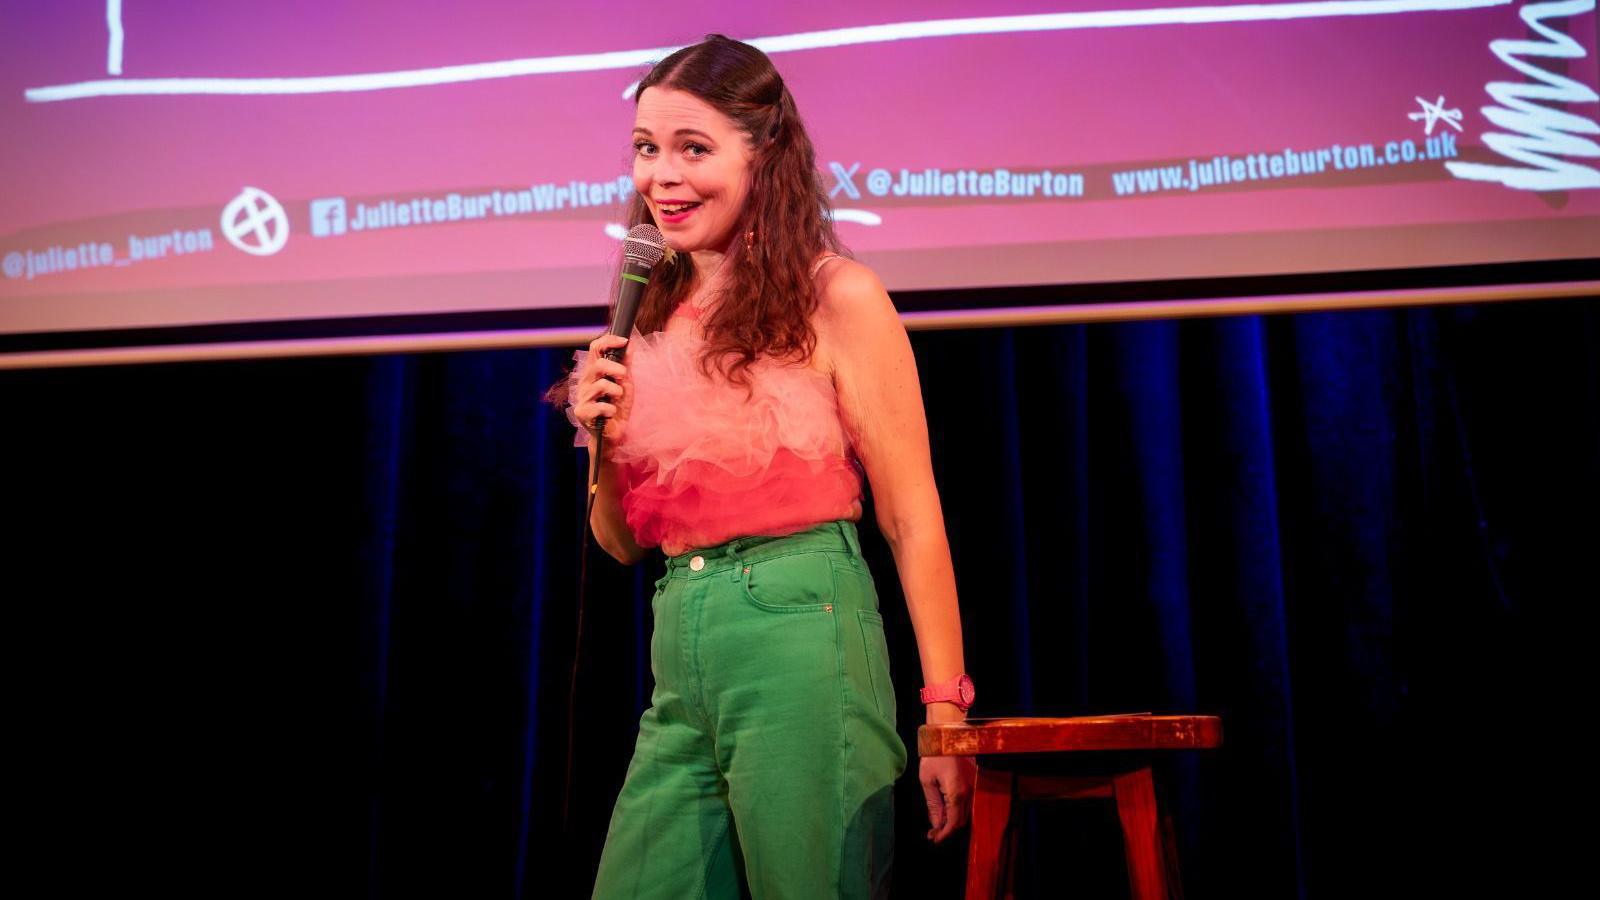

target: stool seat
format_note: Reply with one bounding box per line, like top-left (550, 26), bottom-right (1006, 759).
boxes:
top-left (917, 714), bottom-right (1222, 900)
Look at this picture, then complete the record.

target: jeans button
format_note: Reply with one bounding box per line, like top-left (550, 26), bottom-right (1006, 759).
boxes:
top-left (689, 555), bottom-right (705, 571)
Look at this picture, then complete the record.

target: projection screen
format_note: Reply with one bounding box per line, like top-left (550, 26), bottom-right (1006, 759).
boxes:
top-left (2, 1), bottom-right (1596, 362)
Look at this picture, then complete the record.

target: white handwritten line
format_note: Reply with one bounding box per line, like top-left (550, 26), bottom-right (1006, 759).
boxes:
top-left (29, 0), bottom-right (1511, 103)
top-left (621, 0), bottom-right (1515, 96)
top-left (29, 45), bottom-right (682, 103)
top-left (105, 0), bottom-right (124, 76)
top-left (831, 209), bottom-right (883, 226)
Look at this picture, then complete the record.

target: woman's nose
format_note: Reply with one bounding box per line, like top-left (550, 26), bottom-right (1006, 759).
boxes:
top-left (652, 159), bottom-right (682, 186)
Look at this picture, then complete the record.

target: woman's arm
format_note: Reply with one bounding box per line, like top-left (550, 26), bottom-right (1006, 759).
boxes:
top-left (817, 260), bottom-right (974, 843)
top-left (818, 261), bottom-right (967, 721)
top-left (572, 333), bottom-right (649, 566)
top-left (588, 451), bottom-right (649, 565)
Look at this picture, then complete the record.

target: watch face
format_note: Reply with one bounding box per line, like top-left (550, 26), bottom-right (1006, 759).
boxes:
top-left (958, 674), bottom-right (975, 705)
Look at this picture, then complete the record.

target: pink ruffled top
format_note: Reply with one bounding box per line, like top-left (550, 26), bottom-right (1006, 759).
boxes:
top-left (567, 301), bottom-right (863, 556)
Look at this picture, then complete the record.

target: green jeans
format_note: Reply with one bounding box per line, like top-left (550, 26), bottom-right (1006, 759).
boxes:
top-left (591, 520), bottom-right (908, 899)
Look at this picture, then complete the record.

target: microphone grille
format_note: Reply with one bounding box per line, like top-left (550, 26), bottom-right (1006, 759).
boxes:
top-left (623, 224), bottom-right (666, 268)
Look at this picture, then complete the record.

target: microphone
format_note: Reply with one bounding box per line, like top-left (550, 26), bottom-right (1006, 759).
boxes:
top-left (593, 224), bottom-right (665, 436)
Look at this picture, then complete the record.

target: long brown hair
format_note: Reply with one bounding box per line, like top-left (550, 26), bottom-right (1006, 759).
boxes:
top-left (628, 34), bottom-right (844, 385)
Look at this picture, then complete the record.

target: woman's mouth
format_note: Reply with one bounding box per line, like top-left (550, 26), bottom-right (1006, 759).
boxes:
top-left (656, 200), bottom-right (702, 223)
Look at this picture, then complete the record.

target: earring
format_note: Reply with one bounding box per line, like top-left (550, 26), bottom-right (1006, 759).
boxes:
top-left (744, 230), bottom-right (756, 251)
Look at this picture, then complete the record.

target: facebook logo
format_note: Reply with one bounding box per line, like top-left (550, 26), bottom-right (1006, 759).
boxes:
top-left (309, 197), bottom-right (346, 236)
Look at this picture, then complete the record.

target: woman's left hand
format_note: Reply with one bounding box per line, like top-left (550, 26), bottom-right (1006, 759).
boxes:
top-left (920, 754), bottom-right (977, 844)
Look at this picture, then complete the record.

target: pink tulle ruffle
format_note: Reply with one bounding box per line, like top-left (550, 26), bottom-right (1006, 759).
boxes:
top-left (564, 329), bottom-right (862, 551)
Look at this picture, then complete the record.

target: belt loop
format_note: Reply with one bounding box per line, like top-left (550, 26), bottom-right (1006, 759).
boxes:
top-left (727, 540), bottom-right (743, 582)
top-left (838, 519), bottom-right (863, 561)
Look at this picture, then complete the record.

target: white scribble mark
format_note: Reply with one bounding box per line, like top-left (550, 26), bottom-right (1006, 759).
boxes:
top-left (29, 1), bottom-right (1512, 103)
top-left (603, 223), bottom-right (628, 240)
top-left (1408, 95), bottom-right (1464, 133)
top-left (830, 209), bottom-right (883, 226)
top-left (1446, 0), bottom-right (1600, 191)
top-left (106, 0), bottom-right (124, 76)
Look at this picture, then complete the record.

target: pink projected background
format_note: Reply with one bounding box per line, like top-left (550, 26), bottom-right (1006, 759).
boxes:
top-left (1, 0), bottom-right (1596, 337)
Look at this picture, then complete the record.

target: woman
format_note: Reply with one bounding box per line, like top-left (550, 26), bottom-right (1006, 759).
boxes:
top-left (563, 35), bottom-right (975, 899)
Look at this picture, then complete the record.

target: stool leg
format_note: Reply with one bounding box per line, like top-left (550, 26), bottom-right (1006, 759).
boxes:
top-left (1160, 809), bottom-right (1186, 900)
top-left (966, 766), bottom-right (1017, 900)
top-left (1112, 766), bottom-right (1169, 900)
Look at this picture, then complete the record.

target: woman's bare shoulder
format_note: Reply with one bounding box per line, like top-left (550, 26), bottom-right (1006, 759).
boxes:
top-left (814, 256), bottom-right (893, 321)
top-left (812, 256), bottom-right (901, 377)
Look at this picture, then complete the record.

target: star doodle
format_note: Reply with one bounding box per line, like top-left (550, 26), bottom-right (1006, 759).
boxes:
top-left (1408, 96), bottom-right (1463, 135)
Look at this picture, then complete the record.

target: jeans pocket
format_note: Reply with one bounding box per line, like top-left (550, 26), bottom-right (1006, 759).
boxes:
top-left (857, 609), bottom-right (896, 725)
top-left (740, 552), bottom-right (837, 613)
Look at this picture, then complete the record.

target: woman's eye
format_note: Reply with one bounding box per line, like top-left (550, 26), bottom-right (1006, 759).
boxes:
top-left (633, 141), bottom-right (657, 157)
top-left (684, 142), bottom-right (709, 158)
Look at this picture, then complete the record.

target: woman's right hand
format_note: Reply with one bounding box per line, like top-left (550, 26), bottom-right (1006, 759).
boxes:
top-left (573, 333), bottom-right (633, 445)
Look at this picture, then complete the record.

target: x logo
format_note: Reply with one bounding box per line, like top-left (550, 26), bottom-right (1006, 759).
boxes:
top-left (829, 161), bottom-right (861, 199)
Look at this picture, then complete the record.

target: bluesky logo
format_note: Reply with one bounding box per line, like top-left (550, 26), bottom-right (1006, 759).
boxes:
top-left (310, 197), bottom-right (347, 236)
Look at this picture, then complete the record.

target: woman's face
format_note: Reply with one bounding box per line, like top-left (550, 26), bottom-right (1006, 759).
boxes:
top-left (631, 87), bottom-right (753, 255)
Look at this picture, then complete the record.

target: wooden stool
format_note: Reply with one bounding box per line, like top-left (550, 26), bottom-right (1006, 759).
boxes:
top-left (918, 714), bottom-right (1222, 900)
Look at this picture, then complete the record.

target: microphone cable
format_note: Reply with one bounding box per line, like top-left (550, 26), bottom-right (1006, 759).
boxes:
top-left (560, 225), bottom-right (664, 833)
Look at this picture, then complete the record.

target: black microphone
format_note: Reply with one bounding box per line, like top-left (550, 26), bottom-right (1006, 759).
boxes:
top-left (593, 224), bottom-right (665, 436)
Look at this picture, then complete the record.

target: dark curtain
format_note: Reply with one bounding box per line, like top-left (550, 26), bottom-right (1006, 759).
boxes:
top-left (7, 295), bottom-right (1594, 898)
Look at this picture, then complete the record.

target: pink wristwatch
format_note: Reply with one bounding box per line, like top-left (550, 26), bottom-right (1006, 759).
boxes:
top-left (920, 673), bottom-right (976, 712)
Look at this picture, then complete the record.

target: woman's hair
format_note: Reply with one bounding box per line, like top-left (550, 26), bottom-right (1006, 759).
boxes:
top-left (627, 34), bottom-right (844, 385)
